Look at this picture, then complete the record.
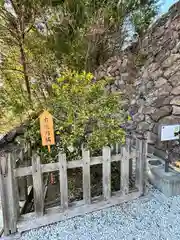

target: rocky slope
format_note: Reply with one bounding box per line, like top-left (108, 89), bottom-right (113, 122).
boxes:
top-left (96, 1), bottom-right (180, 159)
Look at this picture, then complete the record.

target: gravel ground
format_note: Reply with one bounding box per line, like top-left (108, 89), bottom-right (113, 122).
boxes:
top-left (16, 187), bottom-right (180, 240)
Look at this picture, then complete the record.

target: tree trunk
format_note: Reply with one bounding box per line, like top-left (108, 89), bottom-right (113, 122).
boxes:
top-left (19, 43), bottom-right (31, 102)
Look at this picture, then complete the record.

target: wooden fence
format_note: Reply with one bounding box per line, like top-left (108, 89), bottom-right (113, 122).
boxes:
top-left (0, 136), bottom-right (147, 236)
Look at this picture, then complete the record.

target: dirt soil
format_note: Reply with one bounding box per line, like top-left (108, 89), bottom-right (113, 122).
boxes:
top-left (44, 161), bottom-right (136, 209)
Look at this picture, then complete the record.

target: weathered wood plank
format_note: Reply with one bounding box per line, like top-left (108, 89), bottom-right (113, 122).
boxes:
top-left (135, 138), bottom-right (140, 188)
top-left (41, 162), bottom-right (59, 172)
top-left (129, 158), bottom-right (133, 184)
top-left (26, 142), bottom-right (33, 187)
top-left (91, 155), bottom-right (121, 165)
top-left (111, 154), bottom-right (121, 162)
top-left (82, 149), bottom-right (91, 204)
top-left (32, 155), bottom-right (44, 216)
top-left (0, 153), bottom-right (10, 235)
top-left (12, 154), bottom-right (20, 219)
top-left (67, 160), bottom-right (82, 168)
top-left (135, 138), bottom-right (146, 195)
top-left (115, 143), bottom-right (119, 154)
top-left (17, 190), bottom-right (141, 233)
top-left (59, 153), bottom-right (68, 210)
top-left (102, 146), bottom-right (111, 200)
top-left (138, 139), bottom-right (144, 195)
top-left (0, 153), bottom-right (18, 235)
top-left (127, 138), bottom-right (133, 182)
top-left (14, 166), bottom-right (32, 177)
top-left (14, 154), bottom-right (122, 178)
top-left (7, 153), bottom-right (19, 235)
top-left (17, 150), bottom-right (28, 201)
top-left (121, 138), bottom-right (130, 195)
top-left (142, 138), bottom-right (147, 194)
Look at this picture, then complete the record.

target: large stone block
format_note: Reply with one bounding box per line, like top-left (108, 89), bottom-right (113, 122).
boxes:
top-left (155, 77), bottom-right (167, 88)
top-left (159, 116), bottom-right (180, 125)
top-left (172, 105), bottom-right (180, 115)
top-left (154, 48), bottom-right (170, 63)
top-left (137, 122), bottom-right (152, 131)
top-left (164, 60), bottom-right (180, 78)
top-left (148, 163), bottom-right (180, 197)
top-left (169, 72), bottom-right (180, 87)
top-left (142, 107), bottom-right (156, 115)
top-left (151, 69), bottom-right (163, 80)
top-left (145, 115), bottom-right (154, 124)
top-left (154, 26), bottom-right (165, 39)
top-left (154, 83), bottom-right (172, 97)
top-left (170, 96), bottom-right (180, 105)
top-left (147, 63), bottom-right (159, 73)
top-left (151, 106), bottom-right (172, 121)
top-left (147, 131), bottom-right (158, 144)
top-left (151, 96), bottom-right (174, 108)
top-left (146, 95), bottom-right (158, 106)
top-left (161, 54), bottom-right (180, 68)
top-left (120, 73), bottom-right (129, 81)
top-left (172, 42), bottom-right (180, 53)
top-left (146, 81), bottom-right (154, 90)
top-left (171, 86), bottom-right (180, 95)
top-left (161, 35), bottom-right (176, 50)
top-left (170, 16), bottom-right (180, 31)
top-left (133, 113), bottom-right (144, 122)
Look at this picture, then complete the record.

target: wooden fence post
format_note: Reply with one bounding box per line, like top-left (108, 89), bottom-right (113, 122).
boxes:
top-left (142, 136), bottom-right (147, 194)
top-left (115, 143), bottom-right (120, 154)
top-left (127, 137), bottom-right (133, 187)
top-left (135, 138), bottom-right (141, 192)
top-left (121, 137), bottom-right (130, 195)
top-left (26, 142), bottom-right (33, 187)
top-left (26, 147), bottom-right (33, 187)
top-left (12, 154), bottom-right (20, 219)
top-left (135, 137), bottom-right (147, 195)
top-left (17, 150), bottom-right (28, 201)
top-left (0, 153), bottom-right (18, 235)
top-left (102, 146), bottom-right (111, 200)
top-left (129, 158), bottom-right (133, 184)
top-left (32, 155), bottom-right (44, 216)
top-left (82, 148), bottom-right (91, 204)
top-left (59, 153), bottom-right (68, 210)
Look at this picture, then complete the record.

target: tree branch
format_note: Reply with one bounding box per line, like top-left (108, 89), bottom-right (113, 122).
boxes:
top-left (0, 67), bottom-right (24, 74)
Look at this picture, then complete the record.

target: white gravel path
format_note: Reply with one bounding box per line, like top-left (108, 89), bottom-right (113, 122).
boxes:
top-left (15, 187), bottom-right (180, 240)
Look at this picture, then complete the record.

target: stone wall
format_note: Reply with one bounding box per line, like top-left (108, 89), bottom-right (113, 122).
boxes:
top-left (96, 1), bottom-right (180, 160)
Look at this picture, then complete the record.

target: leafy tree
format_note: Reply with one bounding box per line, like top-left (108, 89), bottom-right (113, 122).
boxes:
top-left (48, 0), bottom-right (159, 71)
top-left (0, 0), bottom-right (60, 132)
top-left (0, 0), bottom-right (59, 102)
top-left (25, 70), bottom-right (127, 160)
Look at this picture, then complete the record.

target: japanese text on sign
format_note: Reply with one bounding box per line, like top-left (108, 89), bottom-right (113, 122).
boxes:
top-left (39, 111), bottom-right (55, 146)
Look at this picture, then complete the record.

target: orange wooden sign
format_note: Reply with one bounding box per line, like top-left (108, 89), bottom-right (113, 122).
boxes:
top-left (39, 111), bottom-right (55, 152)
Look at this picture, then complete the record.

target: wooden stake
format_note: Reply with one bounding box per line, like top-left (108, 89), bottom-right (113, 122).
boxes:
top-left (48, 145), bottom-right (50, 152)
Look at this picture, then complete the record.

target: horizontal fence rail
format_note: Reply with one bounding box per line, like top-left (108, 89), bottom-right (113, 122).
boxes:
top-left (14, 154), bottom-right (132, 177)
top-left (0, 137), bottom-right (147, 236)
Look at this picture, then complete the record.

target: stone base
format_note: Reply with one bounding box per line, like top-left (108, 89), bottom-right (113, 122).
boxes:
top-left (147, 159), bottom-right (180, 197)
